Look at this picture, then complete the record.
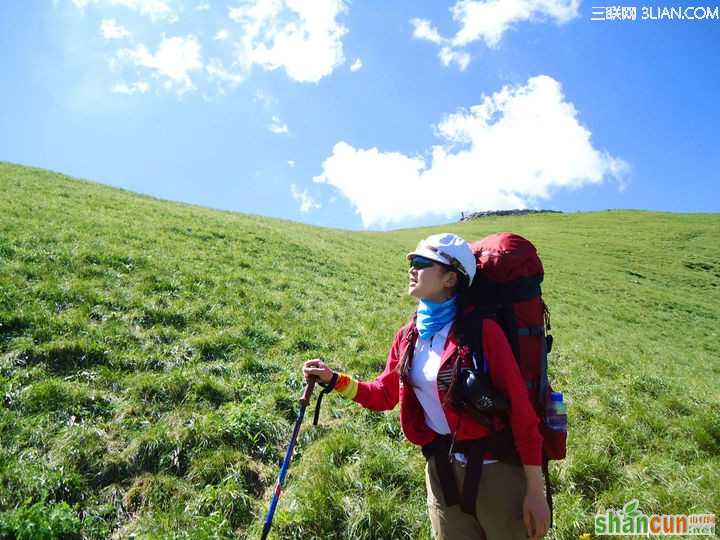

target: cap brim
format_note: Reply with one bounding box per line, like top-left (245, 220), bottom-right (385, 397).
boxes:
top-left (406, 247), bottom-right (451, 266)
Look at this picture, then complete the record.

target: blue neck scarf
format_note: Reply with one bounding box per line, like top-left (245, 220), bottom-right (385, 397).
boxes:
top-left (416, 295), bottom-right (457, 341)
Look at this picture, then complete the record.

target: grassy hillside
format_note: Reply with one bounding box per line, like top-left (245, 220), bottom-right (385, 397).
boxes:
top-left (0, 162), bottom-right (718, 539)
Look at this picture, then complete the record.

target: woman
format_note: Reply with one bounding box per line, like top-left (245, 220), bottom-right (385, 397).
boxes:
top-left (303, 233), bottom-right (550, 540)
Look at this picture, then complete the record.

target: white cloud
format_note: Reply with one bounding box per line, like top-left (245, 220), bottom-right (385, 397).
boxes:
top-left (229, 0), bottom-right (348, 83)
top-left (206, 58), bottom-right (244, 93)
top-left (291, 184), bottom-right (321, 212)
top-left (113, 0), bottom-right (178, 22)
top-left (451, 0), bottom-right (579, 47)
top-left (288, 160), bottom-right (296, 167)
top-left (268, 115), bottom-right (289, 134)
top-left (313, 75), bottom-right (628, 228)
top-left (411, 18), bottom-right (445, 45)
top-left (111, 80), bottom-right (150, 94)
top-left (411, 19), bottom-right (471, 70)
top-left (213, 29), bottom-right (230, 41)
top-left (101, 18), bottom-right (132, 39)
top-left (71, 0), bottom-right (179, 23)
top-left (412, 0), bottom-right (580, 69)
top-left (68, 0), bottom-right (354, 100)
top-left (117, 35), bottom-right (203, 94)
top-left (69, 0), bottom-right (351, 97)
top-left (439, 46), bottom-right (470, 70)
top-left (254, 89), bottom-right (277, 109)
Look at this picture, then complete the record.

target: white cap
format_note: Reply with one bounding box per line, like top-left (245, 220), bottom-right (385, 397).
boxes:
top-left (407, 233), bottom-right (476, 286)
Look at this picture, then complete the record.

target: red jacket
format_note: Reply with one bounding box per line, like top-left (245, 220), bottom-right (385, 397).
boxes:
top-left (338, 318), bottom-right (542, 466)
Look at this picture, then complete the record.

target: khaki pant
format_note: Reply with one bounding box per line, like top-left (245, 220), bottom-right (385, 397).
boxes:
top-left (425, 456), bottom-right (528, 540)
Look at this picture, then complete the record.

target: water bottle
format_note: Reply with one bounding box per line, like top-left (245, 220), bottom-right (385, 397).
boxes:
top-left (546, 391), bottom-right (567, 432)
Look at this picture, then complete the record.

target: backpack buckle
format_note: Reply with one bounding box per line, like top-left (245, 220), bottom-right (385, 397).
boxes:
top-left (450, 452), bottom-right (468, 467)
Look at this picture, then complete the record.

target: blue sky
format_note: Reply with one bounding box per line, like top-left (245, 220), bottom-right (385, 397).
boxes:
top-left (1, 1), bottom-right (718, 230)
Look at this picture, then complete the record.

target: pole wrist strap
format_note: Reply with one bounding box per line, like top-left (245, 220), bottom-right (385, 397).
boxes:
top-left (313, 372), bottom-right (338, 426)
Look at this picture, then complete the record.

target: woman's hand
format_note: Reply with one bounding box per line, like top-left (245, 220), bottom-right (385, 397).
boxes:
top-left (522, 465), bottom-right (550, 539)
top-left (302, 358), bottom-right (334, 384)
top-left (522, 485), bottom-right (550, 540)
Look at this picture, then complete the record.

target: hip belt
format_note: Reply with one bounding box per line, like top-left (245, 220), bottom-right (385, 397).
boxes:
top-left (421, 430), bottom-right (522, 515)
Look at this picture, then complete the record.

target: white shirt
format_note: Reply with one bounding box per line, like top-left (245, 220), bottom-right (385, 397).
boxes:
top-left (409, 321), bottom-right (453, 435)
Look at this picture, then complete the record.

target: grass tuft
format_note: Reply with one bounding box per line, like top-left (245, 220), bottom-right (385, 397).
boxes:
top-left (0, 501), bottom-right (82, 540)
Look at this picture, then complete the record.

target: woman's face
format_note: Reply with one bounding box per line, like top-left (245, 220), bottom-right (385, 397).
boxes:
top-left (408, 257), bottom-right (457, 302)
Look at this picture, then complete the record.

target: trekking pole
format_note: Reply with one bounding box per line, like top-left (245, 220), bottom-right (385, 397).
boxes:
top-left (260, 378), bottom-right (316, 540)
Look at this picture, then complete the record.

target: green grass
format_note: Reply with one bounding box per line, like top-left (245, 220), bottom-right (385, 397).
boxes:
top-left (0, 161), bottom-right (718, 538)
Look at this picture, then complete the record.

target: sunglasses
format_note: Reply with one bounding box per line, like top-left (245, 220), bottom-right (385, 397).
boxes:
top-left (409, 255), bottom-right (438, 270)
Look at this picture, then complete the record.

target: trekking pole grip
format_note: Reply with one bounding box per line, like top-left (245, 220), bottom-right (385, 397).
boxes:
top-left (300, 378), bottom-right (316, 406)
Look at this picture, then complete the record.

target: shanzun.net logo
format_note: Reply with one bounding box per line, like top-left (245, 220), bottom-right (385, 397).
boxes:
top-left (595, 499), bottom-right (716, 536)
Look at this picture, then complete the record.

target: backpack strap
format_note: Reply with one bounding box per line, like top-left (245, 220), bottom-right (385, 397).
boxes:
top-left (421, 435), bottom-right (460, 508)
top-left (499, 299), bottom-right (521, 366)
top-left (421, 435), bottom-right (488, 516)
top-left (517, 325), bottom-right (545, 336)
top-left (458, 438), bottom-right (487, 514)
top-left (459, 307), bottom-right (488, 362)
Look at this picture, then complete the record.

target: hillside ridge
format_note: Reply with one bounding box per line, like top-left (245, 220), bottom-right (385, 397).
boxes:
top-left (0, 162), bottom-right (718, 539)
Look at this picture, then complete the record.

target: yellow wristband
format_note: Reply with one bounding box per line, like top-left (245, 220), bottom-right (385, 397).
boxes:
top-left (334, 373), bottom-right (359, 400)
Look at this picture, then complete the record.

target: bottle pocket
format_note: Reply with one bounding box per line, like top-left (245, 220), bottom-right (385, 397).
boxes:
top-left (541, 385), bottom-right (567, 460)
top-left (541, 422), bottom-right (567, 460)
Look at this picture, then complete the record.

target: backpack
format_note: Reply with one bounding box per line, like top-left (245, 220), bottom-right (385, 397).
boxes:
top-left (465, 232), bottom-right (567, 462)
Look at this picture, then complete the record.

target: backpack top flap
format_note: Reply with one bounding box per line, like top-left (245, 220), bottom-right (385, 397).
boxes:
top-left (471, 232), bottom-right (544, 284)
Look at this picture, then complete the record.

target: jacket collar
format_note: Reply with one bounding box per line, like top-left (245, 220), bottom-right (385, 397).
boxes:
top-left (439, 321), bottom-right (459, 370)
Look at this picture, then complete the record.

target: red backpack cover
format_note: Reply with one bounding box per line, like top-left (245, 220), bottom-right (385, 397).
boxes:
top-left (468, 232), bottom-right (566, 461)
